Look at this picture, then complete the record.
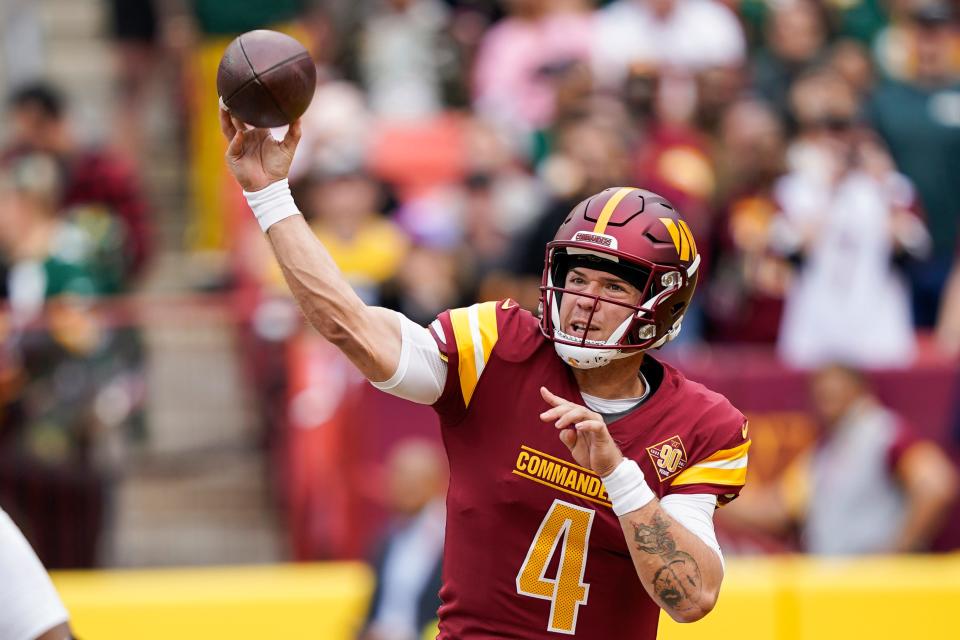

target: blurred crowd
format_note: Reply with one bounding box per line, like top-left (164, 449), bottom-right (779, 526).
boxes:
top-left (0, 0), bottom-right (958, 582)
top-left (220, 0), bottom-right (960, 372)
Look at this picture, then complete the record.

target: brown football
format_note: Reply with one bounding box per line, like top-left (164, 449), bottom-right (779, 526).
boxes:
top-left (217, 30), bottom-right (317, 128)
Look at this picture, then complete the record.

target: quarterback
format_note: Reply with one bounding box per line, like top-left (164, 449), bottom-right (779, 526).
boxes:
top-left (220, 111), bottom-right (749, 638)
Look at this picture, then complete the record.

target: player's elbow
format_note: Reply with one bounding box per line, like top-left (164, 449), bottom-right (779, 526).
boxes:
top-left (665, 585), bottom-right (720, 623)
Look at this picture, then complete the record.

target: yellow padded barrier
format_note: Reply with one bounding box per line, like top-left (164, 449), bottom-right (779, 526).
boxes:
top-left (53, 563), bottom-right (372, 640)
top-left (52, 556), bottom-right (960, 639)
top-left (659, 555), bottom-right (960, 640)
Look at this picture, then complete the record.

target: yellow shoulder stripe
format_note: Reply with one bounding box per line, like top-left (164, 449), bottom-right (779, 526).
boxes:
top-left (700, 440), bottom-right (751, 464)
top-left (449, 301), bottom-right (500, 407)
top-left (671, 465), bottom-right (748, 487)
top-left (671, 440), bottom-right (751, 487)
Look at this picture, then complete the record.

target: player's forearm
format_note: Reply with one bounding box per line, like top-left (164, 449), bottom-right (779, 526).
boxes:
top-left (266, 215), bottom-right (400, 381)
top-left (618, 501), bottom-right (723, 623)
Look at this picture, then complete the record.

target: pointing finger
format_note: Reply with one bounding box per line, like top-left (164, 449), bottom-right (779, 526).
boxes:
top-left (540, 386), bottom-right (570, 408)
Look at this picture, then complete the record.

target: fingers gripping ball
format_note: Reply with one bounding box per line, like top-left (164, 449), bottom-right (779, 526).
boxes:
top-left (217, 30), bottom-right (317, 128)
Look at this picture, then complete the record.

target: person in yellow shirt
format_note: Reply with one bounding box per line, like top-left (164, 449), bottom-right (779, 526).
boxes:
top-left (300, 167), bottom-right (409, 305)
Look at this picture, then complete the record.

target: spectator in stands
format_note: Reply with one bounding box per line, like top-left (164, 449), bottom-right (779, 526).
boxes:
top-left (0, 154), bottom-right (124, 310)
top-left (632, 70), bottom-right (716, 247)
top-left (472, 0), bottom-right (594, 138)
top-left (871, 0), bottom-right (960, 81)
top-left (772, 69), bottom-right (930, 369)
top-left (359, 438), bottom-right (446, 640)
top-left (382, 243), bottom-right (466, 327)
top-left (751, 0), bottom-right (830, 122)
top-left (0, 154), bottom-right (145, 568)
top-left (298, 166), bottom-right (408, 306)
top-left (828, 38), bottom-right (876, 102)
top-left (0, 0), bottom-right (43, 92)
top-left (107, 0), bottom-right (161, 157)
top-left (705, 98), bottom-right (790, 344)
top-left (593, 0), bottom-right (746, 89)
top-left (5, 83), bottom-right (153, 284)
top-left (869, 3), bottom-right (960, 328)
top-left (509, 110), bottom-right (633, 309)
top-left (721, 364), bottom-right (959, 554)
top-left (360, 0), bottom-right (452, 120)
top-left (288, 76), bottom-right (372, 185)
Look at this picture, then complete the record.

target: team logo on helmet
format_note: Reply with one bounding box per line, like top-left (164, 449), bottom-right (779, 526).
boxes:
top-left (658, 218), bottom-right (697, 261)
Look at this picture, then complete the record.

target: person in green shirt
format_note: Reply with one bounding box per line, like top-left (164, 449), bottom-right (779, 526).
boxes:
top-left (0, 154), bottom-right (127, 304)
top-left (0, 153), bottom-right (145, 568)
top-left (868, 3), bottom-right (960, 326)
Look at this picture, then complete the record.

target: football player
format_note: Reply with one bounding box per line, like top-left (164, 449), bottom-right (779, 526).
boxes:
top-left (220, 111), bottom-right (749, 638)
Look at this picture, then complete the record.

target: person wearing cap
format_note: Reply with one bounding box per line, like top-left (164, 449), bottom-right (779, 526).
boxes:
top-left (219, 107), bottom-right (749, 638)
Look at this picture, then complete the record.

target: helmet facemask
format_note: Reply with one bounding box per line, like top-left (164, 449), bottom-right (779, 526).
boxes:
top-left (540, 245), bottom-right (693, 369)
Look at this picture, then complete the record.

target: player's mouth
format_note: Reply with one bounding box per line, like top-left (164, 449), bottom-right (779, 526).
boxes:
top-left (568, 321), bottom-right (601, 338)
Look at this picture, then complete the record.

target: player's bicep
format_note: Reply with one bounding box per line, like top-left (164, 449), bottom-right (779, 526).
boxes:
top-left (370, 312), bottom-right (447, 405)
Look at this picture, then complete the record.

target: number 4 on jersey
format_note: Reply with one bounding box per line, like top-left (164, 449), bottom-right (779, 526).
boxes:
top-left (516, 499), bottom-right (595, 634)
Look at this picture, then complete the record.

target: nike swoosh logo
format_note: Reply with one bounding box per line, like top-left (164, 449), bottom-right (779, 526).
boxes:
top-left (502, 299), bottom-right (517, 310)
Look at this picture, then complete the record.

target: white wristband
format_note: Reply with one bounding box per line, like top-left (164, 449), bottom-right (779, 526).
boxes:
top-left (243, 178), bottom-right (302, 232)
top-left (602, 458), bottom-right (656, 516)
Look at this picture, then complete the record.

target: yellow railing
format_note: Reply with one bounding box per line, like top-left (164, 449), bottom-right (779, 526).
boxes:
top-left (52, 555), bottom-right (960, 639)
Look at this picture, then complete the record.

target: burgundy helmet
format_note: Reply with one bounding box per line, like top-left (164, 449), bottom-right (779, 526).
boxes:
top-left (540, 187), bottom-right (701, 369)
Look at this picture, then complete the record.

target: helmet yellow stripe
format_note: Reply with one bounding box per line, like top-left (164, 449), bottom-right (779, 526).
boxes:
top-left (659, 217), bottom-right (681, 255)
top-left (592, 187), bottom-right (636, 234)
top-left (678, 220), bottom-right (697, 258)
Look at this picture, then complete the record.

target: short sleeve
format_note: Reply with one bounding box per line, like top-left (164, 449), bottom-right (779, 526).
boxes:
top-left (669, 417), bottom-right (751, 506)
top-left (428, 301), bottom-right (502, 423)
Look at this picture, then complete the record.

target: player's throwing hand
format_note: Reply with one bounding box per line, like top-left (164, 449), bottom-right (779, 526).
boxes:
top-left (218, 103), bottom-right (302, 192)
top-left (539, 387), bottom-right (624, 477)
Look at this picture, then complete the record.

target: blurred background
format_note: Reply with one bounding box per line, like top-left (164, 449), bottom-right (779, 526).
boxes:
top-left (0, 0), bottom-right (959, 638)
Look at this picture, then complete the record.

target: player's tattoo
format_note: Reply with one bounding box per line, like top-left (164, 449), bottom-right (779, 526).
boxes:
top-left (652, 551), bottom-right (702, 611)
top-left (631, 512), bottom-right (702, 613)
top-left (632, 512), bottom-right (676, 556)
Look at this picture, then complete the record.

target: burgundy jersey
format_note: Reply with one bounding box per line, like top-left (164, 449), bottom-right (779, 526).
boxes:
top-left (427, 300), bottom-right (749, 639)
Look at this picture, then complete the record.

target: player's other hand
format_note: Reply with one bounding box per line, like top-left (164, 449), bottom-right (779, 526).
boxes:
top-left (219, 102), bottom-right (301, 192)
top-left (540, 386), bottom-right (624, 478)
